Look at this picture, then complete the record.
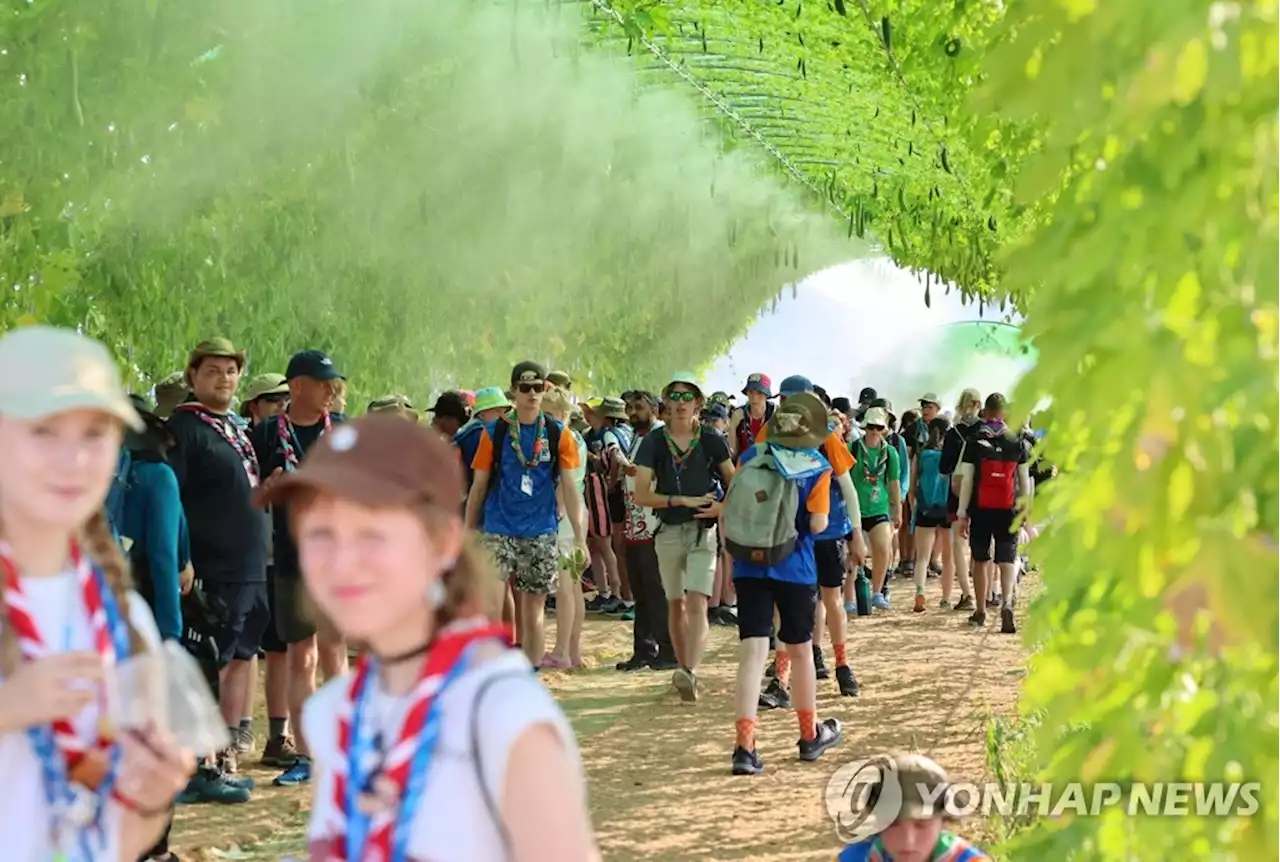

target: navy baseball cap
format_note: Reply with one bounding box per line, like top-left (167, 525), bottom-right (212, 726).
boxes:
top-left (701, 402), bottom-right (729, 421)
top-left (779, 375), bottom-right (814, 396)
top-left (858, 386), bottom-right (878, 404)
top-left (286, 350), bottom-right (345, 382)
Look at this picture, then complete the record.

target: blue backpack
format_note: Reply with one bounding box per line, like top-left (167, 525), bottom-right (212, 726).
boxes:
top-left (915, 448), bottom-right (950, 519)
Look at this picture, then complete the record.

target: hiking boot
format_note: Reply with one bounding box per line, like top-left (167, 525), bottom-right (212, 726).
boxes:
top-left (835, 665), bottom-right (860, 697)
top-left (969, 610), bottom-right (987, 627)
top-left (178, 765), bottom-right (251, 805)
top-left (672, 667), bottom-right (698, 703)
top-left (731, 747), bottom-right (765, 776)
top-left (954, 595), bottom-right (975, 611)
top-left (233, 726), bottom-right (255, 754)
top-left (798, 718), bottom-right (843, 762)
top-left (272, 756), bottom-right (312, 787)
top-left (615, 654), bottom-right (654, 672)
top-left (1000, 606), bottom-right (1017, 634)
top-left (649, 653), bottom-right (679, 671)
top-left (215, 746), bottom-right (238, 775)
top-left (813, 645), bottom-right (830, 680)
top-left (758, 677), bottom-right (791, 710)
top-left (913, 594), bottom-right (926, 613)
top-left (261, 735), bottom-right (299, 768)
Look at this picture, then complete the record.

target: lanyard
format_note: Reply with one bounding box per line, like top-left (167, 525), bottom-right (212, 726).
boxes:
top-left (504, 411), bottom-right (546, 470)
top-left (343, 641), bottom-right (486, 862)
top-left (174, 404), bottom-right (261, 486)
top-left (278, 411), bottom-right (333, 471)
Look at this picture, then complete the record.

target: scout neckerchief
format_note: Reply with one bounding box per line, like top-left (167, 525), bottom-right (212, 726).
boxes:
top-left (856, 438), bottom-right (889, 505)
top-left (328, 617), bottom-right (512, 862)
top-left (866, 830), bottom-right (988, 862)
top-left (277, 410), bottom-right (333, 471)
top-left (173, 402), bottom-right (260, 486)
top-left (662, 424), bottom-right (702, 480)
top-left (503, 409), bottom-right (547, 469)
top-left (1, 539), bottom-right (130, 861)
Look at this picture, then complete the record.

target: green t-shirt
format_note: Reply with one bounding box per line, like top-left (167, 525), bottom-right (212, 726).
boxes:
top-left (851, 439), bottom-right (900, 518)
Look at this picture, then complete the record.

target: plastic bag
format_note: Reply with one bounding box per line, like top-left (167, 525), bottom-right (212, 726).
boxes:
top-left (110, 640), bottom-right (230, 756)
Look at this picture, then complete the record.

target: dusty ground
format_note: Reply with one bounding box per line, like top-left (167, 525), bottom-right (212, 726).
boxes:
top-left (172, 574), bottom-right (1032, 861)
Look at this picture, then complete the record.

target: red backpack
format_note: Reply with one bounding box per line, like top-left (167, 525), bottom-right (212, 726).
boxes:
top-left (974, 430), bottom-right (1022, 510)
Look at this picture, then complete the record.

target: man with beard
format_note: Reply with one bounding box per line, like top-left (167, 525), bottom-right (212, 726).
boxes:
top-left (167, 338), bottom-right (269, 792)
top-left (615, 391), bottom-right (677, 671)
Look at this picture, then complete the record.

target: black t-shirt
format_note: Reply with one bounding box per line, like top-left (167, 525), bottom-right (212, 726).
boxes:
top-left (167, 408), bottom-right (270, 584)
top-left (634, 427), bottom-right (732, 526)
top-left (960, 424), bottom-right (1031, 514)
top-left (939, 417), bottom-right (983, 476)
top-left (251, 413), bottom-right (345, 578)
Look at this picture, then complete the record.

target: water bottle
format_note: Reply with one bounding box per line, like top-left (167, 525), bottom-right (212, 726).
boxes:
top-left (854, 567), bottom-right (872, 616)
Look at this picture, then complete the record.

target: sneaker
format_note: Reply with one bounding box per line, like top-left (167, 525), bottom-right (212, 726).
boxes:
top-left (764, 658), bottom-right (777, 679)
top-left (598, 596), bottom-right (623, 614)
top-left (272, 756), bottom-right (313, 787)
top-left (913, 594), bottom-right (926, 613)
top-left (797, 717), bottom-right (843, 762)
top-left (813, 644), bottom-right (830, 680)
top-left (929, 561), bottom-right (943, 576)
top-left (649, 654), bottom-right (679, 671)
top-left (731, 746), bottom-right (765, 776)
top-left (954, 595), bottom-right (975, 611)
top-left (872, 593), bottom-right (890, 611)
top-left (146, 854), bottom-right (181, 862)
top-left (1000, 606), bottom-right (1017, 634)
top-left (261, 735), bottom-right (299, 768)
top-left (616, 654), bottom-right (655, 672)
top-left (220, 771), bottom-right (255, 792)
top-left (619, 606), bottom-right (636, 622)
top-left (672, 667), bottom-right (698, 703)
top-left (584, 594), bottom-right (610, 612)
top-left (179, 765), bottom-right (251, 805)
top-left (215, 746), bottom-right (238, 775)
top-left (233, 726), bottom-right (255, 754)
top-left (969, 611), bottom-right (987, 627)
top-left (758, 677), bottom-right (791, 710)
top-left (987, 595), bottom-right (1001, 608)
top-left (835, 665), bottom-right (860, 697)
top-left (606, 599), bottom-right (631, 615)
top-left (718, 605), bottom-right (739, 625)
top-left (545, 595), bottom-right (557, 612)
top-left (939, 598), bottom-right (952, 610)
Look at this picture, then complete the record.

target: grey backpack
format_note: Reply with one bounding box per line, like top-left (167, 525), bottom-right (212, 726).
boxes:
top-left (723, 445), bottom-right (800, 566)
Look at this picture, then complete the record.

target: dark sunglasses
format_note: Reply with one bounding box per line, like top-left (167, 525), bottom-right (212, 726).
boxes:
top-left (666, 391), bottom-right (698, 403)
top-left (865, 424), bottom-right (886, 431)
top-left (515, 382), bottom-right (544, 395)
top-left (260, 393), bottom-right (289, 404)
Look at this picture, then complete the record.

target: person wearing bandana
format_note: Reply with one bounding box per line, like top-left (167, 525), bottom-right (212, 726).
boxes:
top-left (0, 326), bottom-right (194, 861)
top-left (257, 414), bottom-right (598, 862)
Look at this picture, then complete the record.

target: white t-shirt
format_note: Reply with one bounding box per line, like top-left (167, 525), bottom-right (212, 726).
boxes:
top-left (304, 648), bottom-right (588, 862)
top-left (0, 577), bottom-right (162, 862)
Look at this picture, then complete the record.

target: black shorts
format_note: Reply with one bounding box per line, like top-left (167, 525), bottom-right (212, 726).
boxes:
top-left (969, 509), bottom-right (1018, 564)
top-left (914, 507), bottom-right (951, 531)
top-left (202, 580), bottom-right (270, 665)
top-left (260, 567), bottom-right (287, 654)
top-left (814, 539), bottom-right (846, 589)
top-left (947, 489), bottom-right (961, 518)
top-left (861, 514), bottom-right (890, 533)
top-left (735, 577), bottom-right (817, 645)
top-left (274, 572), bottom-right (319, 645)
top-left (608, 488), bottom-right (627, 524)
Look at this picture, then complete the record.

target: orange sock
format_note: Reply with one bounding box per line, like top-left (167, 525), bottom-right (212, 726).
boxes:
top-left (774, 650), bottom-right (791, 687)
top-left (798, 708), bottom-right (817, 742)
top-left (833, 643), bottom-right (848, 668)
top-left (735, 717), bottom-right (757, 751)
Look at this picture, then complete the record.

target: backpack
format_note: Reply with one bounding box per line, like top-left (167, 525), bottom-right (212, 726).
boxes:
top-left (734, 402), bottom-right (775, 457)
top-left (453, 419), bottom-right (485, 490)
top-left (915, 448), bottom-right (950, 518)
top-left (973, 430), bottom-right (1022, 511)
top-left (486, 414), bottom-right (563, 497)
top-left (722, 445), bottom-right (800, 566)
top-left (104, 447), bottom-right (133, 548)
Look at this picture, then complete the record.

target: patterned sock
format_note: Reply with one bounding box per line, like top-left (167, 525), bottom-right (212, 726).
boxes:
top-left (774, 650), bottom-right (791, 688)
top-left (798, 709), bottom-right (817, 742)
top-left (833, 643), bottom-right (848, 668)
top-left (735, 717), bottom-right (757, 751)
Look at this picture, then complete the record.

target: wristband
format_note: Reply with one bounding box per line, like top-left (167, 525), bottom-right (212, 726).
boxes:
top-left (111, 789), bottom-right (171, 819)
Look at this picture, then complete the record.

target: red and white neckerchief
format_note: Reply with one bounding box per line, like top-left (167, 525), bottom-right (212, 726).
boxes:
top-left (326, 616), bottom-right (511, 862)
top-left (278, 410), bottom-right (332, 471)
top-left (173, 402), bottom-right (261, 487)
top-left (1, 540), bottom-right (115, 770)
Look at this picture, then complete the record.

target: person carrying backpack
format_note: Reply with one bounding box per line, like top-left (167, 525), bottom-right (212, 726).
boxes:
top-left (850, 407), bottom-right (902, 610)
top-left (955, 393), bottom-right (1033, 634)
top-left (724, 391), bottom-right (844, 776)
top-left (729, 372), bottom-right (775, 464)
top-left (910, 416), bottom-right (955, 612)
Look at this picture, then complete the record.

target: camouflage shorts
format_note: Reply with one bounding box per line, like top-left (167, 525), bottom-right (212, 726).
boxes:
top-left (482, 532), bottom-right (559, 595)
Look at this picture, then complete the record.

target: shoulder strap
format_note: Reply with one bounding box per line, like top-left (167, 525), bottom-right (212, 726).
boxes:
top-left (547, 419), bottom-right (562, 483)
top-left (469, 667), bottom-right (533, 861)
top-left (488, 417), bottom-right (510, 489)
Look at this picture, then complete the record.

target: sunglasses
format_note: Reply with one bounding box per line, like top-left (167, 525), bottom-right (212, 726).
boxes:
top-left (261, 393), bottom-right (289, 404)
top-left (865, 424), bottom-right (886, 431)
top-left (515, 382), bottom-right (544, 395)
top-left (666, 391), bottom-right (698, 403)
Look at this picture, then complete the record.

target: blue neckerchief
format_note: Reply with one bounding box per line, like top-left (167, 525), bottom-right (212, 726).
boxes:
top-left (26, 563), bottom-right (129, 861)
top-left (344, 642), bottom-right (484, 862)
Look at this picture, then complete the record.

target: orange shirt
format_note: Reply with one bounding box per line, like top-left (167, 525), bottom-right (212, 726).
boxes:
top-left (754, 426), bottom-right (856, 477)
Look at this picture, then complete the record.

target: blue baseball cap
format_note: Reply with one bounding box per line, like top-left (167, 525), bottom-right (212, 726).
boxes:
top-left (779, 375), bottom-right (814, 396)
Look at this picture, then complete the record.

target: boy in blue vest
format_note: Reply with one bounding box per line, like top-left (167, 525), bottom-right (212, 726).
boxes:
top-left (836, 752), bottom-right (990, 862)
top-left (725, 391), bottom-right (843, 775)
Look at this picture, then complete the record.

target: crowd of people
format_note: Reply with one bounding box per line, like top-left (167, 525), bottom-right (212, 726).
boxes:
top-left (0, 324), bottom-right (1052, 861)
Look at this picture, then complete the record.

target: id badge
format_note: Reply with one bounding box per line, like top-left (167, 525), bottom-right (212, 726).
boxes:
top-left (869, 485), bottom-right (881, 504)
top-left (521, 473), bottom-right (534, 496)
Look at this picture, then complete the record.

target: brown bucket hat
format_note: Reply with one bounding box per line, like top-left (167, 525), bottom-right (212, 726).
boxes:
top-left (188, 337), bottom-right (246, 371)
top-left (254, 412), bottom-right (463, 511)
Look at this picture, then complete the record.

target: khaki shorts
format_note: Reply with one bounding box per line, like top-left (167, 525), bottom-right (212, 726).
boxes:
top-left (654, 521), bottom-right (718, 600)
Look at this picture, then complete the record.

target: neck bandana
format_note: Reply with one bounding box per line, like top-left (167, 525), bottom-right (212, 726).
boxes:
top-left (174, 403), bottom-right (261, 486)
top-left (503, 410), bottom-right (547, 470)
top-left (278, 410), bottom-right (333, 471)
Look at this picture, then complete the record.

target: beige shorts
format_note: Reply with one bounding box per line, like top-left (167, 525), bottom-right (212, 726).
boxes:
top-left (654, 521), bottom-right (718, 600)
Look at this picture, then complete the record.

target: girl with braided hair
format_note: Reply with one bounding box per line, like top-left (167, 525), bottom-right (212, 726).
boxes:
top-left (0, 326), bottom-right (193, 861)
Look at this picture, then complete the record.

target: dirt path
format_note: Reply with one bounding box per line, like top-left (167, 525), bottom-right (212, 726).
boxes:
top-left (173, 574), bottom-right (1031, 861)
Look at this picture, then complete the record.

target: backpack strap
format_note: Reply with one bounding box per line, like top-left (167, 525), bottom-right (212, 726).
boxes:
top-left (469, 667), bottom-right (535, 860)
top-left (547, 418), bottom-right (563, 485)
top-left (484, 416), bottom-right (511, 501)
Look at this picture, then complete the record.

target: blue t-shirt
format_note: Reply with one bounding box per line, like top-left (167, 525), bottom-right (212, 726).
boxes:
top-left (120, 459), bottom-right (184, 642)
top-left (730, 444), bottom-right (832, 586)
top-left (473, 415), bottom-right (579, 539)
